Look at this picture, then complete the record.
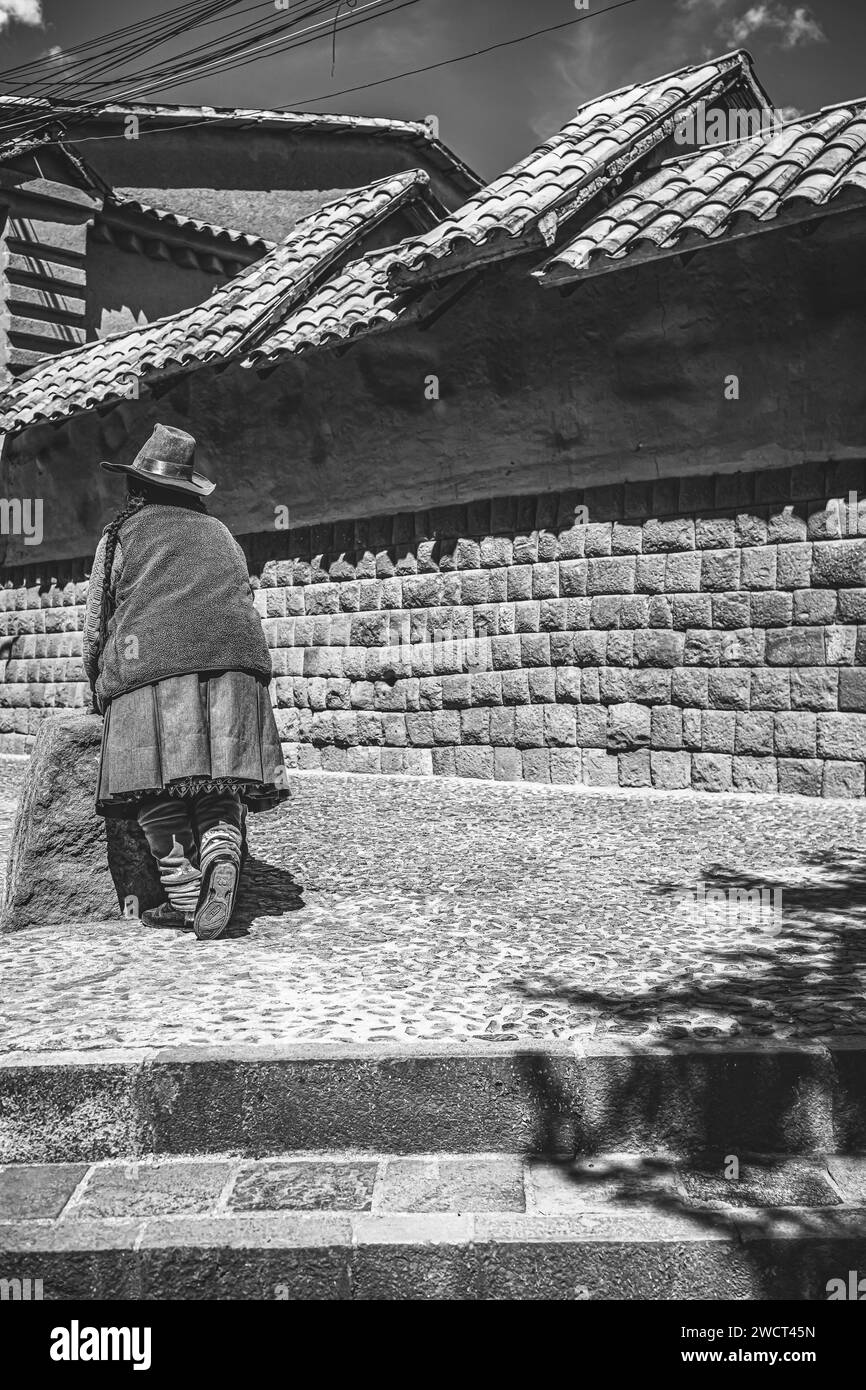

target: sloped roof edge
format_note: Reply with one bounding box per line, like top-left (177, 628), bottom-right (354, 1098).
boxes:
top-left (384, 49), bottom-right (769, 288)
top-left (535, 98), bottom-right (866, 285)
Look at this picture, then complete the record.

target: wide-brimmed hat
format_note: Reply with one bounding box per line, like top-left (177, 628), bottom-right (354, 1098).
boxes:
top-left (101, 423), bottom-right (215, 496)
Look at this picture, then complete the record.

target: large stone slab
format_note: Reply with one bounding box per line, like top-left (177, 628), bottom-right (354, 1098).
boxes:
top-left (1, 713), bottom-right (161, 932)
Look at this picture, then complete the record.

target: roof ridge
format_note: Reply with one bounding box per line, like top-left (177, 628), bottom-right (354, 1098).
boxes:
top-left (0, 99), bottom-right (483, 198)
top-left (271, 169), bottom-right (430, 242)
top-left (659, 98), bottom-right (866, 167)
top-left (0, 93), bottom-right (429, 131)
top-left (563, 48), bottom-right (757, 117)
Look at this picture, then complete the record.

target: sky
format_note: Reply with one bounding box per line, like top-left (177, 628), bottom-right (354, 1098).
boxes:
top-left (0, 0), bottom-right (861, 178)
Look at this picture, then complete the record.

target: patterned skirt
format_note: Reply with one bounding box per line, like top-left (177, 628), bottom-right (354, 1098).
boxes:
top-left (96, 670), bottom-right (290, 820)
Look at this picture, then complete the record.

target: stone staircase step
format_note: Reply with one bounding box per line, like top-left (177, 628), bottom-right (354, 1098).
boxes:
top-left (2, 1152), bottom-right (866, 1300)
top-left (3, 1040), bottom-right (865, 1163)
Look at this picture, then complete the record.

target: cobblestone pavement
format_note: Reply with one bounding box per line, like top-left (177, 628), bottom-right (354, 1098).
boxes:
top-left (2, 764), bottom-right (866, 1050)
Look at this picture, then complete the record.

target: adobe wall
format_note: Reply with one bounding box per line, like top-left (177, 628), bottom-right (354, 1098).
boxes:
top-left (86, 234), bottom-right (231, 339)
top-left (4, 209), bottom-right (866, 570)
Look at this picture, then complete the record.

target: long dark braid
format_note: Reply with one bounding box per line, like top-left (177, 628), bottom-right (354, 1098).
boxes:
top-left (90, 480), bottom-right (207, 705)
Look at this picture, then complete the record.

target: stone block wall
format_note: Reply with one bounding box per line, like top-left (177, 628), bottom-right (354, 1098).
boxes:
top-left (3, 458), bottom-right (866, 796)
top-left (0, 570), bottom-right (89, 753)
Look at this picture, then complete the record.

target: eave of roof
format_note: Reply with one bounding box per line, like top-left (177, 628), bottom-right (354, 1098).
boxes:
top-left (534, 99), bottom-right (866, 285)
top-left (0, 95), bottom-right (484, 198)
top-left (97, 194), bottom-right (274, 260)
top-left (0, 135), bottom-right (270, 272)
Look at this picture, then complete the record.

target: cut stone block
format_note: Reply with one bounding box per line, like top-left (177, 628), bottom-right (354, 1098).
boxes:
top-left (0, 1163), bottom-right (87, 1219)
top-left (378, 1157), bottom-right (525, 1214)
top-left (678, 1158), bottom-right (839, 1209)
top-left (229, 1160), bottom-right (379, 1213)
top-left (77, 1160), bottom-right (233, 1218)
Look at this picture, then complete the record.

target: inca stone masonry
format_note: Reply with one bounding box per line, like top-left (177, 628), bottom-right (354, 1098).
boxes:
top-left (5, 458), bottom-right (866, 797)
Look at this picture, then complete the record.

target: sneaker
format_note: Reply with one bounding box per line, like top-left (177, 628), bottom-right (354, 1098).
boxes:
top-left (193, 856), bottom-right (239, 940)
top-left (141, 901), bottom-right (191, 930)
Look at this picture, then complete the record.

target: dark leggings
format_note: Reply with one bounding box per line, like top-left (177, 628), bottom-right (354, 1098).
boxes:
top-left (137, 791), bottom-right (243, 914)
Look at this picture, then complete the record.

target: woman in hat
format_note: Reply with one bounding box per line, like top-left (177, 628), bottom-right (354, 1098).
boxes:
top-left (83, 423), bottom-right (288, 940)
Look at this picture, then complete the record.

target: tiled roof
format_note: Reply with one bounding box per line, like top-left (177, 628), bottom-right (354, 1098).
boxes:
top-left (244, 248), bottom-right (409, 363)
top-left (0, 130), bottom-right (63, 163)
top-left (0, 170), bottom-right (429, 431)
top-left (10, 55), bottom-right (865, 435)
top-left (536, 102), bottom-right (866, 284)
top-left (386, 50), bottom-right (770, 287)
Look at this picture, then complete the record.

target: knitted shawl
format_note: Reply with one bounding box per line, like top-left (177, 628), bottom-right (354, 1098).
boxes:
top-left (95, 505), bottom-right (272, 705)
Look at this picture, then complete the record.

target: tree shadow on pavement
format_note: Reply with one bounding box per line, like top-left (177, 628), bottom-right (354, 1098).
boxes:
top-left (509, 846), bottom-right (866, 1299)
top-left (514, 845), bottom-right (866, 1042)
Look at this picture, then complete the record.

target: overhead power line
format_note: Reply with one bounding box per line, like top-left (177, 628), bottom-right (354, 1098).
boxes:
top-left (0, 0), bottom-right (415, 145)
top-left (286, 0), bottom-right (645, 105)
top-left (0, 0), bottom-right (645, 157)
top-left (98, 0), bottom-right (416, 106)
top-left (0, 0), bottom-right (240, 91)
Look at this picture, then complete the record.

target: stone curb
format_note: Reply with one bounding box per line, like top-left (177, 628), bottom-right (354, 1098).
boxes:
top-left (2, 1039), bottom-right (864, 1162)
top-left (1, 1206), bottom-right (865, 1299)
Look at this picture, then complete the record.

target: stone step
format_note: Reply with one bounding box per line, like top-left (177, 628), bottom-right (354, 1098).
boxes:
top-left (2, 1151), bottom-right (866, 1300)
top-left (2, 1040), bottom-right (865, 1163)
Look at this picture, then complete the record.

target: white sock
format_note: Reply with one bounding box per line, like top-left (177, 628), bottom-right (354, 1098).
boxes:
top-left (199, 822), bottom-right (243, 880)
top-left (157, 836), bottom-right (202, 915)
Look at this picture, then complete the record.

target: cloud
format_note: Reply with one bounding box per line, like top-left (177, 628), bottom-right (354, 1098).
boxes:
top-left (723, 4), bottom-right (826, 48)
top-left (675, 0), bottom-right (826, 49)
top-left (0, 0), bottom-right (42, 32)
top-left (528, 0), bottom-right (824, 145)
top-left (529, 23), bottom-right (605, 138)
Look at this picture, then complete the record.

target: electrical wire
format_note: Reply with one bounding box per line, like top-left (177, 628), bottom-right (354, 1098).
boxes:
top-left (0, 0), bottom-right (406, 109)
top-left (0, 0), bottom-right (371, 95)
top-left (287, 0), bottom-right (645, 105)
top-left (0, 0), bottom-right (239, 90)
top-left (107, 0), bottom-right (420, 105)
top-left (0, 0), bottom-right (245, 140)
top-left (0, 0), bottom-right (645, 154)
top-left (0, 0), bottom-right (410, 145)
top-left (40, 0), bottom-right (343, 98)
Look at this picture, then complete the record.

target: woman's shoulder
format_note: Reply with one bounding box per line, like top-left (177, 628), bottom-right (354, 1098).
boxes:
top-left (149, 504), bottom-right (231, 532)
top-left (198, 511), bottom-right (241, 543)
top-left (131, 504), bottom-right (242, 553)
